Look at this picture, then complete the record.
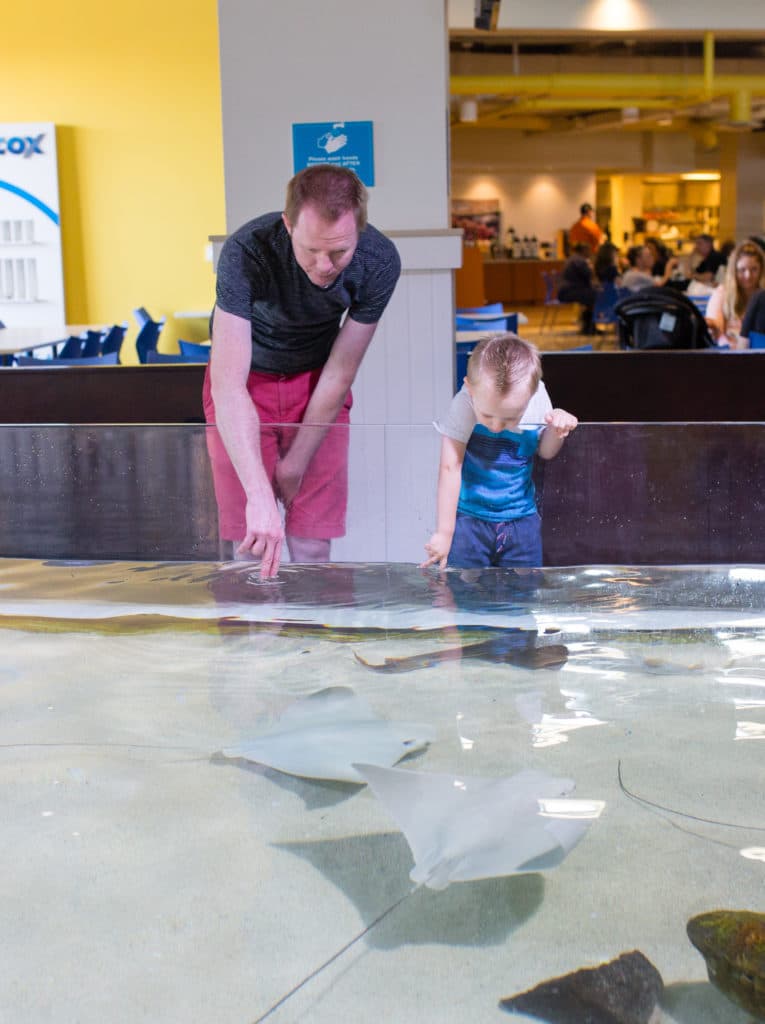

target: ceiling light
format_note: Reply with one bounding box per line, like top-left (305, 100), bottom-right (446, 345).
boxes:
top-left (681, 171), bottom-right (721, 181)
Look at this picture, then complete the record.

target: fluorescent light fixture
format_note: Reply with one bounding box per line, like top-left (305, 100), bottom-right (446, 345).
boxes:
top-left (681, 171), bottom-right (720, 181)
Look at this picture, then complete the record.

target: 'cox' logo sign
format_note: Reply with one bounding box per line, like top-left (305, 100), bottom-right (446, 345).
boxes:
top-left (0, 134), bottom-right (45, 158)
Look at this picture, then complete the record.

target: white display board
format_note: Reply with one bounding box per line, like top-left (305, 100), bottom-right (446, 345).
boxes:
top-left (0, 123), bottom-right (65, 326)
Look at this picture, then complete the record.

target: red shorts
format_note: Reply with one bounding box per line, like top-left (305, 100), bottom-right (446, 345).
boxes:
top-left (202, 365), bottom-right (352, 541)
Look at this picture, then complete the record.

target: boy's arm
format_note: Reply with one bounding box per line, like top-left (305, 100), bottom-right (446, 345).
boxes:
top-left (538, 408), bottom-right (578, 460)
top-left (421, 435), bottom-right (466, 569)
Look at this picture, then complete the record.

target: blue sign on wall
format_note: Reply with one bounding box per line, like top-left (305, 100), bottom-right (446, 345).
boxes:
top-left (292, 120), bottom-right (375, 186)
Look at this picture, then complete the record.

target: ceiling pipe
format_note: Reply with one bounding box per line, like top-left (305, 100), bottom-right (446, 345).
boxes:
top-left (730, 89), bottom-right (752, 125)
top-left (703, 31), bottom-right (714, 101)
top-left (505, 97), bottom-right (686, 112)
top-left (450, 73), bottom-right (765, 99)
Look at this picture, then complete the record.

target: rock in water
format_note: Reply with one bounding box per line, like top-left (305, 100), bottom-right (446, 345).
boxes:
top-left (687, 909), bottom-right (765, 1020)
top-left (499, 950), bottom-right (663, 1023)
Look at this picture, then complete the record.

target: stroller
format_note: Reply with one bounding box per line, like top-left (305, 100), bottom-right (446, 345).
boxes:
top-left (614, 286), bottom-right (714, 350)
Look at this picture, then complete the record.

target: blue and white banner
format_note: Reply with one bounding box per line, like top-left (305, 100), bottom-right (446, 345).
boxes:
top-left (0, 122), bottom-right (65, 326)
top-left (292, 120), bottom-right (375, 186)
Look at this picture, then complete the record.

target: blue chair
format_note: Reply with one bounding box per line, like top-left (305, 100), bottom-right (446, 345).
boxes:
top-left (15, 352), bottom-right (119, 366)
top-left (455, 314), bottom-right (518, 332)
top-left (540, 269), bottom-right (577, 333)
top-left (100, 323), bottom-right (128, 360)
top-left (456, 302), bottom-right (504, 315)
top-left (133, 306), bottom-right (153, 328)
top-left (56, 335), bottom-right (84, 358)
top-left (748, 331), bottom-right (765, 349)
top-left (81, 329), bottom-right (105, 358)
top-left (688, 293), bottom-right (711, 317)
top-left (178, 339), bottom-right (211, 362)
top-left (135, 316), bottom-right (166, 363)
top-left (455, 342), bottom-right (474, 385)
top-left (146, 351), bottom-right (186, 364)
top-left (593, 283), bottom-right (630, 327)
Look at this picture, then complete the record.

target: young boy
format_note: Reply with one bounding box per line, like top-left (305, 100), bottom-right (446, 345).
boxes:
top-left (421, 333), bottom-right (577, 569)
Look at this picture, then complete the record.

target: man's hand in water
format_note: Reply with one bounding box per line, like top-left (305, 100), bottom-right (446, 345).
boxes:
top-left (237, 494), bottom-right (285, 579)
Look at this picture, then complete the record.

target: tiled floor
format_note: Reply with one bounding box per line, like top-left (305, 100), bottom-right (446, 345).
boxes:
top-left (512, 303), bottom-right (620, 352)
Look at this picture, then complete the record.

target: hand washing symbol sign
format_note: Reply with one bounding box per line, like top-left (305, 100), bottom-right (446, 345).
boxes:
top-left (293, 119), bottom-right (374, 185)
top-left (317, 125), bottom-right (348, 155)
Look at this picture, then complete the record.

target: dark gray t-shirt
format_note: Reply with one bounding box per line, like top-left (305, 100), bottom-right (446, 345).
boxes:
top-left (214, 212), bottom-right (401, 374)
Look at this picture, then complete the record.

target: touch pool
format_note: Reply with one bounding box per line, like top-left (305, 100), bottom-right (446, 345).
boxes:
top-left (0, 558), bottom-right (763, 1023)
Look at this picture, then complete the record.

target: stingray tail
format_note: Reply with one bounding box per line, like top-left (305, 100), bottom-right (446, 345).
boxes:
top-left (251, 886), bottom-right (415, 1022)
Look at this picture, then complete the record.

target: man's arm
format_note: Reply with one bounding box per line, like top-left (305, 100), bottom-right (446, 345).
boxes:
top-left (209, 306), bottom-right (284, 576)
top-left (274, 316), bottom-right (378, 505)
top-left (421, 435), bottom-right (466, 569)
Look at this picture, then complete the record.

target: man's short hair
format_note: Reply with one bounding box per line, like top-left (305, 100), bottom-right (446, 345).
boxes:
top-left (466, 333), bottom-right (542, 394)
top-left (285, 165), bottom-right (368, 231)
top-left (626, 244), bottom-right (645, 267)
top-left (580, 203), bottom-right (593, 216)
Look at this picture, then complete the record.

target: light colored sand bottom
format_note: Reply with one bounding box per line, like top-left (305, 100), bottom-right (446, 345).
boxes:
top-left (1, 586), bottom-right (763, 1023)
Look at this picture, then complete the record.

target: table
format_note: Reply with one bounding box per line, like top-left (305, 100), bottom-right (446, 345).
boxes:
top-left (456, 330), bottom-right (488, 344)
top-left (456, 310), bottom-right (527, 325)
top-left (0, 325), bottom-right (105, 365)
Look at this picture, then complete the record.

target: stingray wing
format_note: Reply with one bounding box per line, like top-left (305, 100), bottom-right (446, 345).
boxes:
top-left (223, 687), bottom-right (433, 783)
top-left (355, 764), bottom-right (599, 889)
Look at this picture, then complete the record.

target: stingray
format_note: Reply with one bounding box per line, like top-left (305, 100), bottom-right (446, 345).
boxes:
top-left (354, 633), bottom-right (569, 674)
top-left (221, 686), bottom-right (434, 784)
top-left (353, 763), bottom-right (604, 890)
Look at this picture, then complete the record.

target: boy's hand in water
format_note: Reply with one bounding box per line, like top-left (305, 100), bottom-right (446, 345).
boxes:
top-left (420, 530), bottom-right (453, 570)
top-left (544, 408), bottom-right (578, 439)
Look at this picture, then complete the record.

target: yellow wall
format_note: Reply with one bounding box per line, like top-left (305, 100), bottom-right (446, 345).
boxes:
top-left (4, 0), bottom-right (225, 359)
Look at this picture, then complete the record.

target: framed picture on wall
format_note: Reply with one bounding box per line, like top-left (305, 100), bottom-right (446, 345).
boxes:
top-left (451, 198), bottom-right (500, 244)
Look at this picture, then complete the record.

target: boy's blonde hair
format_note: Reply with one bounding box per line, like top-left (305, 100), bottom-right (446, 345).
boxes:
top-left (466, 333), bottom-right (542, 394)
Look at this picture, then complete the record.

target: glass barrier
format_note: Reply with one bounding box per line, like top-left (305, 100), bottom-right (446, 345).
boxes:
top-left (2, 420), bottom-right (765, 1020)
top-left (1, 422), bottom-right (764, 565)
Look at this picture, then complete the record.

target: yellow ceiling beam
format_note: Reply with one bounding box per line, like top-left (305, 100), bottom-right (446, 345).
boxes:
top-left (507, 97), bottom-right (687, 112)
top-left (450, 73), bottom-right (765, 99)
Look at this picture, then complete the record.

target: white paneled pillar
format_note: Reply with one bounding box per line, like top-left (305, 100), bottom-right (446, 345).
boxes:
top-left (215, 0), bottom-right (459, 561)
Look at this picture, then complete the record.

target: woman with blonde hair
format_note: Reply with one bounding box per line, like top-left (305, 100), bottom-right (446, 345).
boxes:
top-left (705, 239), bottom-right (765, 347)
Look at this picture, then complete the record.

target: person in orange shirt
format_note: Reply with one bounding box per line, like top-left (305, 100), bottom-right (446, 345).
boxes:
top-left (569, 203), bottom-right (605, 254)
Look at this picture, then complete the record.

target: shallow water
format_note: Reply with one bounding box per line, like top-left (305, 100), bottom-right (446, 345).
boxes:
top-left (1, 559), bottom-right (763, 1023)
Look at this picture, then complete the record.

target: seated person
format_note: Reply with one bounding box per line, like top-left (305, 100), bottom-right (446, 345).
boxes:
top-left (738, 286), bottom-right (765, 349)
top-left (557, 244), bottom-right (598, 334)
top-left (715, 240), bottom-right (736, 284)
top-left (690, 233), bottom-right (725, 285)
top-left (645, 237), bottom-right (670, 277)
top-left (621, 245), bottom-right (678, 292)
top-left (705, 239), bottom-right (765, 348)
top-left (594, 242), bottom-right (622, 286)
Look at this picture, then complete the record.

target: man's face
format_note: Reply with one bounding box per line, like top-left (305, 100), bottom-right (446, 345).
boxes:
top-left (283, 204), bottom-right (359, 288)
top-left (694, 237), bottom-right (712, 257)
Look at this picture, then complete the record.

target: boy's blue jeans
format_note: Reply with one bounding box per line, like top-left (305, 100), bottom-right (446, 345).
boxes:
top-left (448, 511), bottom-right (542, 568)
